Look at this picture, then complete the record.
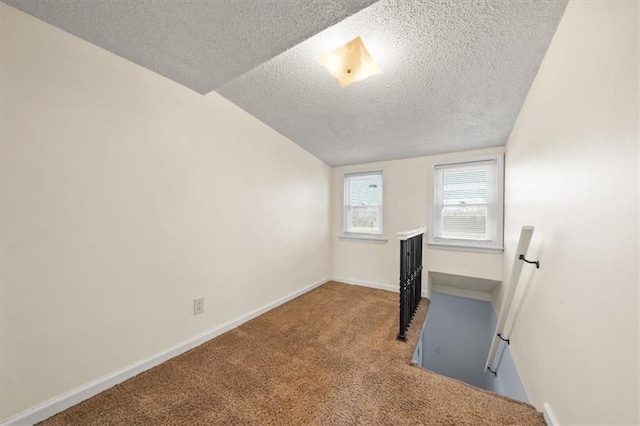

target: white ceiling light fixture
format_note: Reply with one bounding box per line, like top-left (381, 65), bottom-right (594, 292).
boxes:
top-left (318, 36), bottom-right (382, 87)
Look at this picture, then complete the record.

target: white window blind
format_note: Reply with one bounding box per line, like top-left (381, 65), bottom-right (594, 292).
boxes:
top-left (343, 172), bottom-right (383, 235)
top-left (430, 155), bottom-right (503, 251)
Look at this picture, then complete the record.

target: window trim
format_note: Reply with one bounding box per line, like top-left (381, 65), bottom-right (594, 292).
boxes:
top-left (428, 154), bottom-right (504, 252)
top-left (341, 170), bottom-right (386, 242)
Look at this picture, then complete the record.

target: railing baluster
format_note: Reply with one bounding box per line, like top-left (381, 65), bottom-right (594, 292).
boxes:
top-left (396, 227), bottom-right (426, 342)
top-left (398, 239), bottom-right (408, 341)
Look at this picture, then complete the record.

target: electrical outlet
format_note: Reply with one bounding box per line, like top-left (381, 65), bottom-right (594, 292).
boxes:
top-left (194, 297), bottom-right (204, 315)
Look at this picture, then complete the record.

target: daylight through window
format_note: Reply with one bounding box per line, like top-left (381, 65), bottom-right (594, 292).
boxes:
top-left (343, 172), bottom-right (383, 236)
top-left (429, 155), bottom-right (503, 251)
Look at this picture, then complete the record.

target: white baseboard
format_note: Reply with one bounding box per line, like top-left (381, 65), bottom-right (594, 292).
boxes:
top-left (1, 277), bottom-right (331, 426)
top-left (432, 284), bottom-right (492, 302)
top-left (332, 276), bottom-right (428, 298)
top-left (543, 402), bottom-right (559, 426)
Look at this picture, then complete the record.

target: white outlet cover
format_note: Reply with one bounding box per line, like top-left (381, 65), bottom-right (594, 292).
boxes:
top-left (194, 297), bottom-right (204, 315)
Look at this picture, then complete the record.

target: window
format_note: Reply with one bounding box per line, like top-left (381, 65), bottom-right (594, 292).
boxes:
top-left (429, 154), bottom-right (504, 251)
top-left (342, 171), bottom-right (384, 239)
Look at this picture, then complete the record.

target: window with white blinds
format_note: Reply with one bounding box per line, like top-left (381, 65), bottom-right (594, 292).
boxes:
top-left (343, 172), bottom-right (383, 236)
top-left (429, 155), bottom-right (503, 251)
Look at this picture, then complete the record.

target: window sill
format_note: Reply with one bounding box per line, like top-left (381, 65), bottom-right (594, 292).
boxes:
top-left (427, 243), bottom-right (503, 254)
top-left (339, 234), bottom-right (388, 244)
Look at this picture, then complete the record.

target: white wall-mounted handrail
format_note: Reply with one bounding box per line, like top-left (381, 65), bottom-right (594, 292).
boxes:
top-left (397, 226), bottom-right (426, 241)
top-left (484, 226), bottom-right (536, 373)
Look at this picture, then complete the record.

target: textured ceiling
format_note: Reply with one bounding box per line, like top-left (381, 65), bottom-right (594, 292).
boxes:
top-left (2, 0), bottom-right (377, 94)
top-left (216, 0), bottom-right (568, 166)
top-left (6, 0), bottom-right (568, 166)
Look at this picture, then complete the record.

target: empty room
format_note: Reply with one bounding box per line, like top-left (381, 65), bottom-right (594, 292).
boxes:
top-left (1, 0), bottom-right (638, 425)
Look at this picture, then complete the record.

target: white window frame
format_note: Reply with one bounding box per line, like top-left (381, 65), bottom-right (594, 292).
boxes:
top-left (340, 171), bottom-right (387, 243)
top-left (428, 154), bottom-right (504, 253)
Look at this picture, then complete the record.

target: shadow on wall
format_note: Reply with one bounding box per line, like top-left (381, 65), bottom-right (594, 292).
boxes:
top-left (485, 303), bottom-right (529, 403)
top-left (419, 292), bottom-right (528, 402)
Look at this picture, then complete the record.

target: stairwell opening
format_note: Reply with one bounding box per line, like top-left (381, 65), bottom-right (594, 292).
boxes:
top-left (413, 274), bottom-right (528, 403)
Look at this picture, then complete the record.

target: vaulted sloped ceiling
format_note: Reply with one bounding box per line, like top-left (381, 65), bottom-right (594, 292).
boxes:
top-left (2, 0), bottom-right (378, 93)
top-left (216, 0), bottom-right (568, 166)
top-left (4, 0), bottom-right (568, 166)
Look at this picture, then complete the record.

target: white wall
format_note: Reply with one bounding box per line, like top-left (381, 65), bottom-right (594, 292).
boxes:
top-left (0, 4), bottom-right (331, 421)
top-left (499, 1), bottom-right (639, 424)
top-left (421, 293), bottom-right (496, 390)
top-left (485, 314), bottom-right (529, 404)
top-left (331, 148), bottom-right (504, 295)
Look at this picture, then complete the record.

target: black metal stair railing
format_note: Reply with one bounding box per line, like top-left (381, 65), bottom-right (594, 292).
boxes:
top-left (397, 232), bottom-right (423, 342)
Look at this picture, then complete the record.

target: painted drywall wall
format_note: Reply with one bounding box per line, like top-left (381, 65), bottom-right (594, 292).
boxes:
top-left (421, 292), bottom-right (494, 390)
top-left (331, 148), bottom-right (504, 295)
top-left (497, 1), bottom-right (639, 424)
top-left (485, 308), bottom-right (528, 402)
top-left (486, 342), bottom-right (528, 403)
top-left (0, 4), bottom-right (331, 421)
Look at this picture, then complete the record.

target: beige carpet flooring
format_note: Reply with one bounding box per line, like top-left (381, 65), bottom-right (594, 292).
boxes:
top-left (41, 282), bottom-right (544, 425)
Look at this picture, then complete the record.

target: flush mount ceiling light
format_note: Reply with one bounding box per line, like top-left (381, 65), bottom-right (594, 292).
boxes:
top-left (318, 36), bottom-right (382, 88)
